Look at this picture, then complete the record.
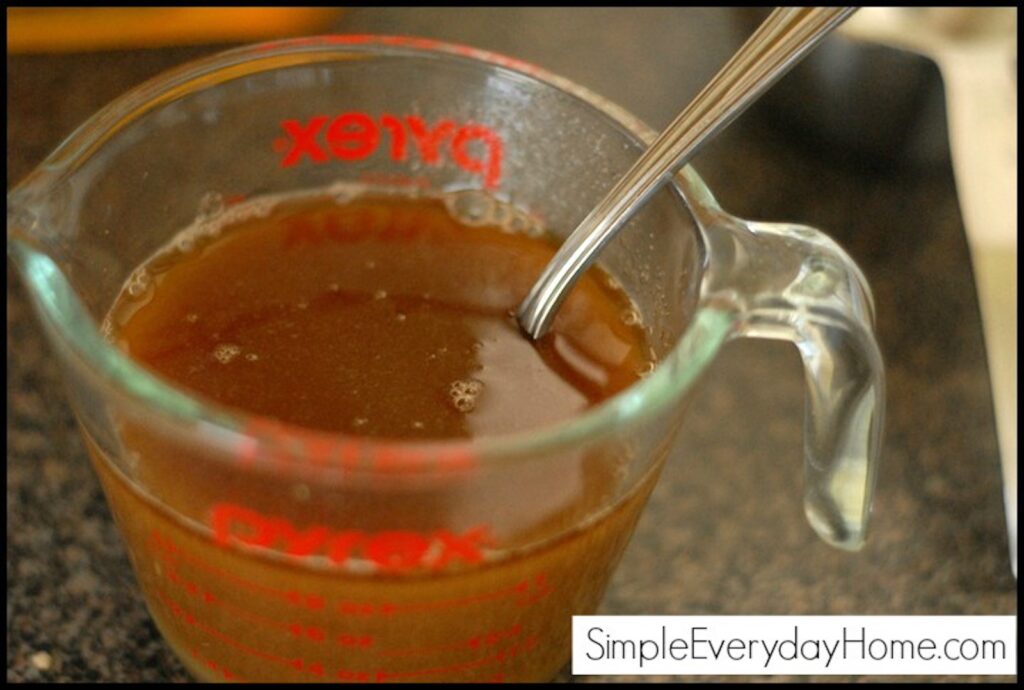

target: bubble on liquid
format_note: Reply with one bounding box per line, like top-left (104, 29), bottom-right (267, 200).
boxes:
top-left (197, 191), bottom-right (225, 220)
top-left (248, 198), bottom-right (276, 219)
top-left (448, 378), bottom-right (484, 413)
top-left (523, 219), bottom-right (544, 238)
top-left (621, 308), bottom-right (640, 326)
top-left (125, 268), bottom-right (152, 298)
top-left (504, 214), bottom-right (527, 234)
top-left (212, 343), bottom-right (241, 364)
top-left (365, 260), bottom-right (377, 270)
top-left (99, 317), bottom-right (113, 339)
top-left (445, 190), bottom-right (494, 226)
top-left (328, 180), bottom-right (361, 204)
top-left (374, 289), bottom-right (388, 300)
top-left (297, 301), bottom-right (308, 310)
top-left (328, 283), bottom-right (340, 292)
top-left (176, 234), bottom-right (195, 253)
top-left (491, 201), bottom-right (509, 224)
top-left (185, 313), bottom-right (199, 323)
top-left (412, 420), bottom-right (425, 430)
top-left (396, 313), bottom-right (406, 322)
top-left (244, 352), bottom-right (259, 362)
top-left (353, 417), bottom-right (368, 427)
top-left (636, 361), bottom-right (656, 378)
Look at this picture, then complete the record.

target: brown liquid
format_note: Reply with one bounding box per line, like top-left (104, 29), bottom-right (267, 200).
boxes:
top-left (94, 191), bottom-right (663, 682)
top-left (112, 193), bottom-right (650, 438)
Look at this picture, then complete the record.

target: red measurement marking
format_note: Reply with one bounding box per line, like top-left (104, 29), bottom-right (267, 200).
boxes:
top-left (148, 529), bottom-right (324, 611)
top-left (149, 528), bottom-right (549, 624)
top-left (156, 587), bottom-right (326, 678)
top-left (189, 646), bottom-right (245, 682)
top-left (380, 623), bottom-right (522, 657)
top-left (157, 558), bottom-right (329, 642)
top-left (237, 416), bottom-right (479, 475)
top-left (337, 633), bottom-right (374, 648)
top-left (373, 635), bottom-right (540, 682)
top-left (514, 573), bottom-right (555, 607)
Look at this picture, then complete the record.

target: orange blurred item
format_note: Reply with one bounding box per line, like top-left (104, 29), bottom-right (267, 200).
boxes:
top-left (7, 7), bottom-right (342, 53)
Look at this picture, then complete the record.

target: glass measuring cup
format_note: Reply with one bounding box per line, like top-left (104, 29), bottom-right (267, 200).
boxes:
top-left (7, 36), bottom-right (884, 682)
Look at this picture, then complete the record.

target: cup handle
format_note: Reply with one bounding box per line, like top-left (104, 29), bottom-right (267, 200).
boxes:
top-left (694, 197), bottom-right (885, 551)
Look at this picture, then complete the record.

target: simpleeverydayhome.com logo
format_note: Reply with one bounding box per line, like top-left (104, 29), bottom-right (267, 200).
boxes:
top-left (571, 616), bottom-right (1016, 676)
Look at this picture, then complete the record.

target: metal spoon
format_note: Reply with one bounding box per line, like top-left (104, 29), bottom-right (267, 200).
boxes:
top-left (516, 7), bottom-right (858, 339)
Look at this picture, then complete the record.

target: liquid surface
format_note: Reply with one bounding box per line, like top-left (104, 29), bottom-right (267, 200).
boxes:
top-left (111, 191), bottom-right (653, 438)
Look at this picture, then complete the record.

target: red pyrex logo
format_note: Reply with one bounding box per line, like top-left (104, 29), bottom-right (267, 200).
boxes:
top-left (274, 112), bottom-right (504, 190)
top-left (211, 502), bottom-right (492, 573)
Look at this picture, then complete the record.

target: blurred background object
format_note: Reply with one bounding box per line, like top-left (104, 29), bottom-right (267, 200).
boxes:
top-left (737, 7), bottom-right (955, 169)
top-left (842, 7), bottom-right (1018, 579)
top-left (743, 6), bottom-right (1017, 578)
top-left (6, 7), bottom-right (342, 53)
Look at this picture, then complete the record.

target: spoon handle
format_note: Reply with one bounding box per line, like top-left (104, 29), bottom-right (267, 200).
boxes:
top-left (517, 7), bottom-right (857, 339)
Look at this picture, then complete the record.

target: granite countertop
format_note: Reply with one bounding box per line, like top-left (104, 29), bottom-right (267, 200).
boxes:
top-left (7, 8), bottom-right (1015, 683)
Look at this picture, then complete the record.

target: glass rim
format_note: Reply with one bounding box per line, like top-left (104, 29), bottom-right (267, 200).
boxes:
top-left (9, 34), bottom-right (735, 472)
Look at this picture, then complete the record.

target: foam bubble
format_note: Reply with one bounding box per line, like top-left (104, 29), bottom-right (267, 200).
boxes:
top-left (621, 308), bottom-right (640, 326)
top-left (327, 180), bottom-right (362, 203)
top-left (491, 202), bottom-right (509, 224)
top-left (244, 352), bottom-right (259, 362)
top-left (248, 198), bottom-right (276, 219)
top-left (503, 215), bottom-right (526, 234)
top-left (176, 235), bottom-right (195, 253)
top-left (523, 220), bottom-right (544, 238)
top-left (212, 343), bottom-right (241, 364)
top-left (197, 191), bottom-right (225, 220)
top-left (125, 268), bottom-right (152, 298)
top-left (445, 190), bottom-right (494, 226)
top-left (448, 378), bottom-right (484, 413)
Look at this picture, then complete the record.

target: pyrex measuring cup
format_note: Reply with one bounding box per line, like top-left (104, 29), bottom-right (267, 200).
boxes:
top-left (7, 37), bottom-right (884, 683)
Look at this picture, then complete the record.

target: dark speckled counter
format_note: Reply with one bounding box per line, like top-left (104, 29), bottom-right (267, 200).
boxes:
top-left (7, 8), bottom-right (1015, 683)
